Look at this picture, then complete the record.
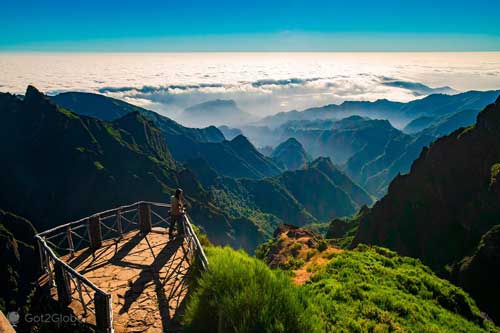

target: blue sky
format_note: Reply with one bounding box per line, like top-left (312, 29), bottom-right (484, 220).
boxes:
top-left (2, 0), bottom-right (500, 51)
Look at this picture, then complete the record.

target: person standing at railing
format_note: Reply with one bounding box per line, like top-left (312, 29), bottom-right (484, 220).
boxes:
top-left (169, 188), bottom-right (184, 238)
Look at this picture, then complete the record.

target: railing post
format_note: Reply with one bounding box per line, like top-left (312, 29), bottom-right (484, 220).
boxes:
top-left (116, 209), bottom-right (123, 238)
top-left (54, 261), bottom-right (72, 306)
top-left (46, 253), bottom-right (54, 287)
top-left (88, 215), bottom-right (102, 250)
top-left (139, 203), bottom-right (152, 234)
top-left (67, 226), bottom-right (74, 257)
top-left (95, 293), bottom-right (113, 333)
top-left (76, 279), bottom-right (87, 316)
top-left (36, 238), bottom-right (44, 272)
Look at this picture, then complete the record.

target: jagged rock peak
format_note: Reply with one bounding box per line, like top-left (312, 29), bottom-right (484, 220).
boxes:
top-left (24, 85), bottom-right (48, 102)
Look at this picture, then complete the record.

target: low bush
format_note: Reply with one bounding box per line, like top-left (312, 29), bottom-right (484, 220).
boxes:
top-left (183, 246), bottom-right (322, 333)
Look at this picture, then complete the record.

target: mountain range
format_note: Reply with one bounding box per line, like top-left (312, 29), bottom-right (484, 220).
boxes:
top-left (52, 92), bottom-right (282, 180)
top-left (1, 86), bottom-right (264, 250)
top-left (253, 90), bottom-right (500, 129)
top-left (1, 87), bottom-right (373, 254)
top-left (51, 91), bottom-right (372, 226)
top-left (350, 96), bottom-right (500, 322)
top-left (235, 90), bottom-right (499, 197)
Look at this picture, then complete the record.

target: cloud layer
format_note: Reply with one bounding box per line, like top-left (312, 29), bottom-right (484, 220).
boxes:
top-left (1, 52), bottom-right (499, 122)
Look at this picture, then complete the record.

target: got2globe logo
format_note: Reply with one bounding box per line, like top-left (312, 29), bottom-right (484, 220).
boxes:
top-left (7, 311), bottom-right (20, 327)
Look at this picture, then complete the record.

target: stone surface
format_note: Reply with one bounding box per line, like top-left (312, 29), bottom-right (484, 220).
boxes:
top-left (60, 228), bottom-right (191, 333)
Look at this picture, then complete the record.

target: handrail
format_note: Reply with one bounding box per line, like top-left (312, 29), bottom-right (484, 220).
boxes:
top-left (37, 201), bottom-right (171, 237)
top-left (183, 214), bottom-right (209, 271)
top-left (36, 234), bottom-right (105, 294)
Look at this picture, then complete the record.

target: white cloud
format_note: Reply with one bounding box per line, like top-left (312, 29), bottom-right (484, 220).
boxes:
top-left (1, 52), bottom-right (499, 122)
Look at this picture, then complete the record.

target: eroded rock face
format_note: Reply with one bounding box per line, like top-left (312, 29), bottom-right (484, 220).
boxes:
top-left (453, 225), bottom-right (500, 323)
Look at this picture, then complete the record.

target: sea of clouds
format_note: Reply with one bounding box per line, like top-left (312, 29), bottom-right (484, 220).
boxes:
top-left (1, 52), bottom-right (499, 123)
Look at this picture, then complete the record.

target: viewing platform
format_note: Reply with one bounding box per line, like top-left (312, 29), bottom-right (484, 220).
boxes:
top-left (36, 202), bottom-right (208, 333)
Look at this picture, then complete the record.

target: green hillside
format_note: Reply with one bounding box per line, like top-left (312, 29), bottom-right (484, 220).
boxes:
top-left (183, 245), bottom-right (498, 332)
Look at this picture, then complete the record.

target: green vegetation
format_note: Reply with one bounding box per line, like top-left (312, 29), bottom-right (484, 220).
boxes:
top-left (305, 245), bottom-right (497, 333)
top-left (184, 247), bottom-right (321, 333)
top-left (57, 106), bottom-right (80, 120)
top-left (186, 245), bottom-right (498, 333)
top-left (93, 161), bottom-right (105, 170)
top-left (303, 222), bottom-right (331, 235)
top-left (491, 163), bottom-right (500, 186)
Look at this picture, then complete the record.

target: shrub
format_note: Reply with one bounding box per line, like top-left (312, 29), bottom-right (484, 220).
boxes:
top-left (290, 242), bottom-right (302, 256)
top-left (183, 247), bottom-right (322, 333)
top-left (317, 240), bottom-right (328, 252)
top-left (254, 239), bottom-right (274, 261)
top-left (281, 257), bottom-right (305, 270)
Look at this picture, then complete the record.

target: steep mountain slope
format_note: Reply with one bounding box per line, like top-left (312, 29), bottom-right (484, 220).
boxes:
top-left (181, 99), bottom-right (254, 127)
top-left (310, 158), bottom-right (373, 209)
top-left (0, 86), bottom-right (264, 251)
top-left (403, 115), bottom-right (436, 133)
top-left (172, 135), bottom-right (283, 179)
top-left (352, 97), bottom-right (500, 321)
top-left (271, 137), bottom-right (310, 170)
top-left (202, 157), bottom-right (372, 235)
top-left (52, 92), bottom-right (282, 180)
top-left (419, 108), bottom-right (482, 138)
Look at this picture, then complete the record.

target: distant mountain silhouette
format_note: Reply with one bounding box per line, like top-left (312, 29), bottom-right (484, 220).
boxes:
top-left (271, 138), bottom-right (310, 170)
top-left (254, 90), bottom-right (500, 129)
top-left (181, 99), bottom-right (255, 127)
top-left (381, 80), bottom-right (456, 96)
top-left (218, 125), bottom-right (242, 140)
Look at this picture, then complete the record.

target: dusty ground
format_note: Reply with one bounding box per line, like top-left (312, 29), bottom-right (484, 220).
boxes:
top-left (59, 228), bottom-right (191, 333)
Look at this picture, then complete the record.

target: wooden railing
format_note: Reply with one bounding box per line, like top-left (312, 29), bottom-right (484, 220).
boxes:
top-left (35, 201), bottom-right (208, 333)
